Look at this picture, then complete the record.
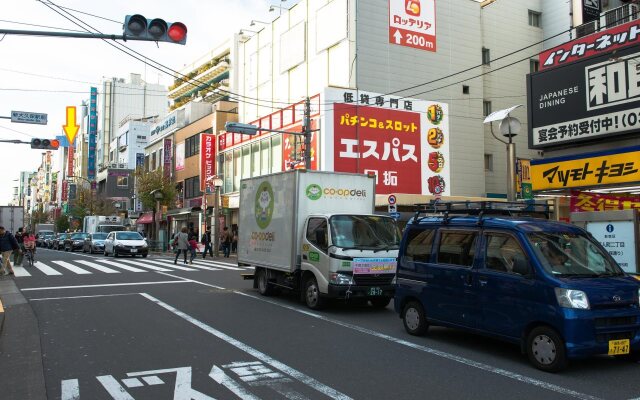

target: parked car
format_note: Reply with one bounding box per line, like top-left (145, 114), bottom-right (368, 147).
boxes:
top-left (394, 201), bottom-right (640, 372)
top-left (64, 232), bottom-right (89, 252)
top-left (54, 233), bottom-right (68, 250)
top-left (45, 234), bottom-right (56, 249)
top-left (104, 231), bottom-right (148, 258)
top-left (37, 231), bottom-right (54, 247)
top-left (83, 232), bottom-right (108, 254)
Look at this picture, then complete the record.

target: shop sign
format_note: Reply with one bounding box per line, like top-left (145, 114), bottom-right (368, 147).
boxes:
top-left (87, 87), bottom-right (98, 181)
top-left (61, 180), bottom-right (68, 201)
top-left (582, 0), bottom-right (601, 23)
top-left (528, 46), bottom-right (640, 148)
top-left (531, 146), bottom-right (640, 191)
top-left (586, 221), bottom-right (637, 273)
top-left (282, 119), bottom-right (319, 170)
top-left (389, 0), bottom-right (437, 52)
top-left (163, 138), bottom-right (172, 180)
top-left (151, 111), bottom-right (181, 137)
top-left (324, 88), bottom-right (450, 196)
top-left (136, 153), bottom-right (145, 168)
top-left (175, 142), bottom-right (185, 171)
top-left (570, 190), bottom-right (640, 212)
top-left (67, 145), bottom-right (74, 177)
top-left (516, 159), bottom-right (533, 199)
top-left (200, 134), bottom-right (215, 192)
top-left (539, 18), bottom-right (640, 71)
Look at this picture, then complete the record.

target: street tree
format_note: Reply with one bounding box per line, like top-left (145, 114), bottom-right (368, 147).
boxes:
top-left (134, 168), bottom-right (177, 210)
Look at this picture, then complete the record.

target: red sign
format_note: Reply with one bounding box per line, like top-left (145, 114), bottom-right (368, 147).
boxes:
top-left (333, 103), bottom-right (421, 195)
top-left (282, 119), bottom-right (319, 171)
top-left (200, 133), bottom-right (216, 192)
top-left (389, 0), bottom-right (436, 52)
top-left (540, 20), bottom-right (640, 70)
top-left (163, 138), bottom-right (172, 180)
top-left (570, 190), bottom-right (640, 212)
top-left (67, 145), bottom-right (74, 177)
top-left (61, 180), bottom-right (68, 202)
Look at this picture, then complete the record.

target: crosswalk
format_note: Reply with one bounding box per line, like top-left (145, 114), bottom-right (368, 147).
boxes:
top-left (11, 256), bottom-right (251, 278)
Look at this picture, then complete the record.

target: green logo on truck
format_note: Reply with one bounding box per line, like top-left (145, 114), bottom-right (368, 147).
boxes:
top-left (306, 184), bottom-right (322, 200)
top-left (309, 251), bottom-right (320, 262)
top-left (255, 181), bottom-right (274, 229)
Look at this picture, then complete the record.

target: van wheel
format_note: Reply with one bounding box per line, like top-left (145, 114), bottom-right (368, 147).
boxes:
top-left (526, 326), bottom-right (568, 372)
top-left (256, 268), bottom-right (274, 296)
top-left (304, 275), bottom-right (325, 310)
top-left (370, 297), bottom-right (392, 309)
top-left (403, 301), bottom-right (428, 336)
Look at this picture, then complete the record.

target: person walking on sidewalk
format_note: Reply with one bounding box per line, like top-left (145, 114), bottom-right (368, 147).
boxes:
top-left (221, 226), bottom-right (231, 258)
top-left (201, 229), bottom-right (213, 259)
top-left (13, 227), bottom-right (24, 266)
top-left (188, 236), bottom-right (198, 264)
top-left (173, 227), bottom-right (190, 265)
top-left (0, 226), bottom-right (20, 276)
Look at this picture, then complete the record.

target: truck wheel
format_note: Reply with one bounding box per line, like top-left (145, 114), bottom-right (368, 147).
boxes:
top-left (526, 326), bottom-right (568, 372)
top-left (256, 268), bottom-right (274, 296)
top-left (369, 297), bottom-right (392, 309)
top-left (403, 301), bottom-right (429, 336)
top-left (304, 276), bottom-right (325, 310)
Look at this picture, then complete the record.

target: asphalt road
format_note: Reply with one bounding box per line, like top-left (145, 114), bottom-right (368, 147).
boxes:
top-left (7, 247), bottom-right (640, 400)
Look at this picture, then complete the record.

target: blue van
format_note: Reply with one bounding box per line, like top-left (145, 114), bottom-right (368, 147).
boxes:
top-left (394, 202), bottom-right (640, 372)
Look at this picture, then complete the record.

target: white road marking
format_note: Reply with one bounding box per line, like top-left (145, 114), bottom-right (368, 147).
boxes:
top-left (33, 261), bottom-right (62, 276)
top-left (151, 259), bottom-right (222, 271)
top-left (98, 259), bottom-right (169, 272)
top-left (155, 272), bottom-right (226, 290)
top-left (121, 258), bottom-right (198, 272)
top-left (96, 375), bottom-right (134, 400)
top-left (140, 293), bottom-right (352, 400)
top-left (210, 366), bottom-right (261, 400)
top-left (61, 378), bottom-right (80, 400)
top-left (51, 261), bottom-right (92, 275)
top-left (74, 260), bottom-right (120, 273)
top-left (154, 257), bottom-right (243, 270)
top-left (30, 293), bottom-right (139, 302)
top-left (12, 266), bottom-right (31, 277)
top-left (21, 280), bottom-right (189, 291)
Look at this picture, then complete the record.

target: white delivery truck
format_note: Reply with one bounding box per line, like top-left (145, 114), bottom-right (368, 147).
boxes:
top-left (0, 206), bottom-right (25, 233)
top-left (239, 170), bottom-right (401, 309)
top-left (83, 215), bottom-right (126, 234)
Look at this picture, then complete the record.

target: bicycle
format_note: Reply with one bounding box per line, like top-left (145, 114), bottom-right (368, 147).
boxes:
top-left (24, 248), bottom-right (34, 267)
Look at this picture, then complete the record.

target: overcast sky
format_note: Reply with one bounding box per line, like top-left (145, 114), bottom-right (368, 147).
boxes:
top-left (0, 0), bottom-right (286, 205)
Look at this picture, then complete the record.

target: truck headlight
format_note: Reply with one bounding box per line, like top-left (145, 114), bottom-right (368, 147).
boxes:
top-left (329, 273), bottom-right (354, 285)
top-left (555, 288), bottom-right (590, 310)
top-left (141, 243), bottom-right (148, 248)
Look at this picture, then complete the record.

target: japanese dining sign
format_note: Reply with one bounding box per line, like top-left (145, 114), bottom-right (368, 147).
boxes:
top-left (389, 0), bottom-right (437, 52)
top-left (570, 190), bottom-right (640, 212)
top-left (530, 146), bottom-right (640, 191)
top-left (323, 88), bottom-right (450, 196)
top-left (528, 45), bottom-right (640, 148)
top-left (200, 133), bottom-right (215, 192)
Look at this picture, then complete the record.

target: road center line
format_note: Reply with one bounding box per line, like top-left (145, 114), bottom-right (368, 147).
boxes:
top-left (29, 293), bottom-right (140, 301)
top-left (140, 293), bottom-right (352, 400)
top-left (21, 280), bottom-right (189, 291)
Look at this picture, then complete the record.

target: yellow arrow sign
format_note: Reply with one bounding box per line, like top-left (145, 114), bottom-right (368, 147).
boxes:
top-left (63, 106), bottom-right (79, 144)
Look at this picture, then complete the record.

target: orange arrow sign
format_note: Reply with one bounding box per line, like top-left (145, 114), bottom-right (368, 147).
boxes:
top-left (63, 106), bottom-right (79, 144)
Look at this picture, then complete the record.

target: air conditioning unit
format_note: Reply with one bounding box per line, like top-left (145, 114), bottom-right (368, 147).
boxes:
top-left (111, 163), bottom-right (118, 169)
top-left (118, 163), bottom-right (125, 169)
top-left (575, 20), bottom-right (598, 38)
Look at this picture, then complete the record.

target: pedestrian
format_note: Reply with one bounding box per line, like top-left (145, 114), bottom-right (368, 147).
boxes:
top-left (221, 226), bottom-right (231, 258)
top-left (231, 226), bottom-right (238, 254)
top-left (201, 229), bottom-right (213, 259)
top-left (0, 226), bottom-right (20, 276)
top-left (173, 227), bottom-right (190, 265)
top-left (13, 227), bottom-right (24, 266)
top-left (188, 236), bottom-right (198, 264)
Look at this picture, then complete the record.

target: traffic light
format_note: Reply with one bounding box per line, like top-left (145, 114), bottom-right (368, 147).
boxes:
top-left (123, 15), bottom-right (187, 45)
top-left (30, 138), bottom-right (60, 150)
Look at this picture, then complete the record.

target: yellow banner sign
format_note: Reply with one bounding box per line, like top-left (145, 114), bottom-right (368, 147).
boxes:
top-left (531, 149), bottom-right (640, 191)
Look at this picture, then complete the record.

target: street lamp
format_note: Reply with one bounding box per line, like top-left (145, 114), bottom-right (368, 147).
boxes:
top-left (210, 176), bottom-right (223, 257)
top-left (150, 189), bottom-right (164, 251)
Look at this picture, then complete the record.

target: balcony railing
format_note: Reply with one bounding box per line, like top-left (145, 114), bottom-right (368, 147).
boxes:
top-left (168, 60), bottom-right (230, 100)
top-left (574, 4), bottom-right (640, 39)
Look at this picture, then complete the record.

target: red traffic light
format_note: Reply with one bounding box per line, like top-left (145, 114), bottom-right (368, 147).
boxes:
top-left (50, 139), bottom-right (60, 149)
top-left (30, 138), bottom-right (59, 150)
top-left (168, 22), bottom-right (187, 43)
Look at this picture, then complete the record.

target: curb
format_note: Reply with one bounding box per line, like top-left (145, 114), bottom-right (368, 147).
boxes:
top-left (0, 297), bottom-right (4, 335)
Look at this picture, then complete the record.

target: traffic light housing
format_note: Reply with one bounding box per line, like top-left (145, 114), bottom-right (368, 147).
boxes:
top-left (30, 138), bottom-right (60, 150)
top-left (124, 15), bottom-right (187, 45)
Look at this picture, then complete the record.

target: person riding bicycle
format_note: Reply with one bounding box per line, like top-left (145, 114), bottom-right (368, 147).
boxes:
top-left (23, 231), bottom-right (36, 265)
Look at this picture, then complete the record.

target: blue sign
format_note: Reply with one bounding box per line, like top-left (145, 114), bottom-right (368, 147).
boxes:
top-left (136, 153), bottom-right (145, 168)
top-left (390, 212), bottom-right (401, 220)
top-left (87, 87), bottom-right (98, 181)
top-left (55, 135), bottom-right (74, 148)
top-left (606, 224), bottom-right (614, 233)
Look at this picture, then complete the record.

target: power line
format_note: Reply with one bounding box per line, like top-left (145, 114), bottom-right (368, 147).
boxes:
top-left (38, 1), bottom-right (121, 24)
top-left (0, 18), bottom-right (87, 33)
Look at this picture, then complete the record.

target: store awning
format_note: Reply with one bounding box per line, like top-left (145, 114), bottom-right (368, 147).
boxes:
top-left (136, 212), bottom-right (154, 225)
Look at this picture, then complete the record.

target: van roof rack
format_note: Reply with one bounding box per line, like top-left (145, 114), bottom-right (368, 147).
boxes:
top-left (412, 200), bottom-right (551, 225)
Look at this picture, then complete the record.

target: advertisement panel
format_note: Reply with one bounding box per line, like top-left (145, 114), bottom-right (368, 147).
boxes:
top-left (586, 221), bottom-right (637, 273)
top-left (67, 145), bottom-right (74, 177)
top-left (389, 0), bottom-right (437, 52)
top-left (200, 134), bottom-right (215, 192)
top-left (87, 87), bottom-right (97, 181)
top-left (163, 138), bottom-right (172, 180)
top-left (516, 159), bottom-right (533, 199)
top-left (282, 119), bottom-right (319, 170)
top-left (539, 18), bottom-right (640, 70)
top-left (530, 146), bottom-right (640, 191)
top-left (570, 190), bottom-right (640, 212)
top-left (175, 141), bottom-right (185, 171)
top-left (324, 88), bottom-right (450, 196)
top-left (61, 180), bottom-right (68, 202)
top-left (528, 45), bottom-right (640, 148)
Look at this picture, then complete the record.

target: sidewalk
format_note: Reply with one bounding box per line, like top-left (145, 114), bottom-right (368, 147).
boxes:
top-left (0, 277), bottom-right (47, 400)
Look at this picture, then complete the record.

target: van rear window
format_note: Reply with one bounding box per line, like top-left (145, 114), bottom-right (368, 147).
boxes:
top-left (437, 231), bottom-right (477, 267)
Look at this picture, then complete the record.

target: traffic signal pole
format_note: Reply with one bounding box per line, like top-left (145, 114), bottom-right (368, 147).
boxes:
top-left (0, 28), bottom-right (185, 44)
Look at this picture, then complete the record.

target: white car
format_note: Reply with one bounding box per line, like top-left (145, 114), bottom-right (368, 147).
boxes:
top-left (103, 231), bottom-right (149, 258)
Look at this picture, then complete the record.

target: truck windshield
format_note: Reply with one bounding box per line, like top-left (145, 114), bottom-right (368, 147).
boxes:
top-left (527, 231), bottom-right (624, 277)
top-left (329, 215), bottom-right (400, 249)
top-left (100, 226), bottom-right (125, 233)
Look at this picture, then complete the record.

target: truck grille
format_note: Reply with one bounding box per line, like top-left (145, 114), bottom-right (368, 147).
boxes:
top-left (596, 331), bottom-right (634, 343)
top-left (353, 274), bottom-right (394, 286)
top-left (594, 316), bottom-right (637, 328)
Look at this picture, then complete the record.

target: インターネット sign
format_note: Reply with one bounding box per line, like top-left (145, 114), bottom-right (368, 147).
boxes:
top-left (389, 0), bottom-right (437, 52)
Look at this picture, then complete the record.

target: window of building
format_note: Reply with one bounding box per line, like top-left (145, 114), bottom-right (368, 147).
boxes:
top-left (185, 134), bottom-right (200, 158)
top-left (483, 100), bottom-right (492, 117)
top-left (233, 148), bottom-right (241, 191)
top-left (151, 152), bottom-right (156, 170)
top-left (242, 146), bottom-right (251, 179)
top-left (482, 47), bottom-right (491, 65)
top-left (184, 176), bottom-right (201, 199)
top-left (462, 85), bottom-right (470, 95)
top-left (116, 176), bottom-right (128, 187)
top-left (260, 139), bottom-right (270, 176)
top-left (158, 149), bottom-right (163, 170)
top-left (251, 142), bottom-right (260, 177)
top-left (271, 136), bottom-right (282, 173)
top-left (437, 231), bottom-right (478, 267)
top-left (530, 59), bottom-right (540, 73)
top-left (528, 10), bottom-right (541, 27)
top-left (484, 154), bottom-right (493, 172)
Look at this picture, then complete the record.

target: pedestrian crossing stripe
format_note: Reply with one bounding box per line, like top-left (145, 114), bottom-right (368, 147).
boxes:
top-left (51, 261), bottom-right (92, 274)
top-left (117, 258), bottom-right (199, 272)
top-left (74, 260), bottom-right (120, 273)
top-left (142, 259), bottom-right (221, 271)
top-left (34, 261), bottom-right (62, 276)
top-left (155, 258), bottom-right (244, 271)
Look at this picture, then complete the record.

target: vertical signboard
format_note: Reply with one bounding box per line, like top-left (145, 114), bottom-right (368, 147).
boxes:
top-left (61, 180), bottom-right (68, 201)
top-left (136, 153), bottom-right (145, 168)
top-left (200, 134), bottom-right (216, 191)
top-left (68, 183), bottom-right (77, 201)
top-left (324, 88), bottom-right (450, 196)
top-left (582, 0), bottom-right (601, 23)
top-left (175, 142), bottom-right (185, 171)
top-left (87, 87), bottom-right (97, 181)
top-left (389, 0), bottom-right (437, 52)
top-left (163, 138), bottom-right (172, 180)
top-left (67, 144), bottom-right (75, 177)
top-left (586, 221), bottom-right (637, 273)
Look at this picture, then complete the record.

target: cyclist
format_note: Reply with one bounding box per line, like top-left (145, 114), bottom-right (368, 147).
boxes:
top-left (23, 231), bottom-right (36, 266)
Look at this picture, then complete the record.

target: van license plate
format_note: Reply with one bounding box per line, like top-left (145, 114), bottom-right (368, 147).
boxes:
top-left (608, 339), bottom-right (630, 355)
top-left (130, 249), bottom-right (138, 253)
top-left (368, 287), bottom-right (383, 296)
